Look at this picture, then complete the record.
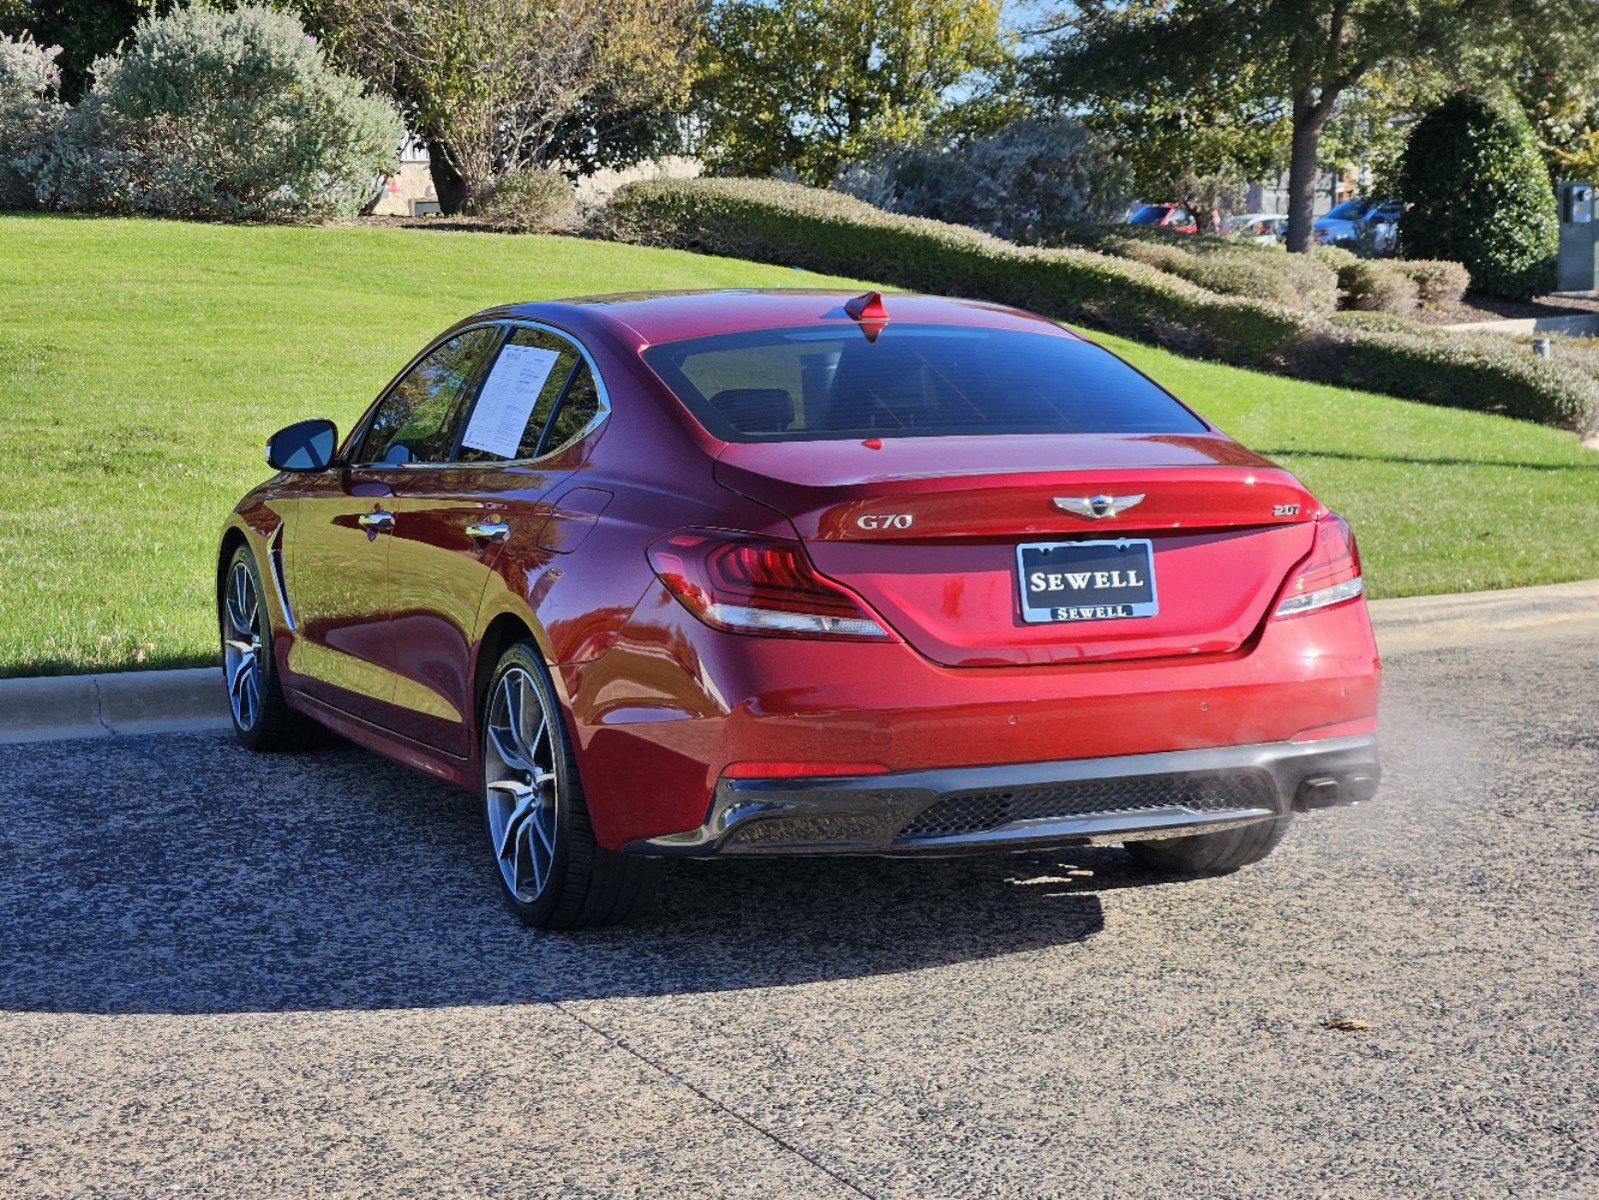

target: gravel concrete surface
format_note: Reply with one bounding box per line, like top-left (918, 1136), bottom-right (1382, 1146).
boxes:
top-left (2, 628), bottom-right (1596, 1198)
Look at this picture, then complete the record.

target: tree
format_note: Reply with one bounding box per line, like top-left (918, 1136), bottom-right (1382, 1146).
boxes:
top-left (1036, 1), bottom-right (1593, 254)
top-left (304, 0), bottom-right (696, 212)
top-left (696, 0), bottom-right (1012, 185)
top-left (1399, 93), bottom-right (1557, 299)
top-left (836, 117), bottom-right (1131, 244)
top-left (1458, 1), bottom-right (1599, 183)
top-left (542, 88), bottom-right (684, 182)
top-left (1072, 74), bottom-right (1287, 230)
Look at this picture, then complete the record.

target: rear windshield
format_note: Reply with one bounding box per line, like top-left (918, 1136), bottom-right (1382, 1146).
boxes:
top-left (1126, 205), bottom-right (1166, 225)
top-left (641, 323), bottom-right (1208, 443)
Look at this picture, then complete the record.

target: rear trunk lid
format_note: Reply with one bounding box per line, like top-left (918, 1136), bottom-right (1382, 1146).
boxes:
top-left (714, 433), bottom-right (1319, 667)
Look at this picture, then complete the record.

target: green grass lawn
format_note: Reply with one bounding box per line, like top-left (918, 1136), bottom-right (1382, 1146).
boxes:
top-left (1, 214), bottom-right (1595, 677)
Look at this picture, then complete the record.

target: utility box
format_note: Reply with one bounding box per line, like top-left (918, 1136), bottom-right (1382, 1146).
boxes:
top-left (1557, 180), bottom-right (1598, 292)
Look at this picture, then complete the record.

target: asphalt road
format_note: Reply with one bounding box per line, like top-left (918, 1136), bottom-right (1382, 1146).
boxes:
top-left (2, 626), bottom-right (1596, 1199)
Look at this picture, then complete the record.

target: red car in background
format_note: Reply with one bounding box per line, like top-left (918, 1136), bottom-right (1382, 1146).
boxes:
top-left (219, 290), bottom-right (1380, 929)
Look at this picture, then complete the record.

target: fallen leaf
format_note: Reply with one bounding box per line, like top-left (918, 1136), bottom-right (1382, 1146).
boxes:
top-left (1320, 1017), bottom-right (1371, 1032)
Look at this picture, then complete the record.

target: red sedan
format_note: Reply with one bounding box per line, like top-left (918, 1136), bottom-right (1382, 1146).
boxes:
top-left (219, 290), bottom-right (1380, 928)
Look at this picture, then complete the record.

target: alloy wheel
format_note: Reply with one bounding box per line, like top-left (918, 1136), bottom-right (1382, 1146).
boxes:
top-left (222, 560), bottom-right (262, 731)
top-left (484, 666), bottom-right (560, 903)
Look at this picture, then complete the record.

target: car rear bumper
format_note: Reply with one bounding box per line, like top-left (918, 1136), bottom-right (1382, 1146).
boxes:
top-left (623, 733), bottom-right (1379, 857)
top-left (567, 589), bottom-right (1380, 850)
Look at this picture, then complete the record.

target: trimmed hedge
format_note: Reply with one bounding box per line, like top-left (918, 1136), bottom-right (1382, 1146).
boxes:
top-left (1396, 259), bottom-right (1470, 308)
top-left (1055, 224), bottom-right (1339, 315)
top-left (1336, 329), bottom-right (1599, 430)
top-left (1342, 260), bottom-right (1419, 315)
top-left (600, 177), bottom-right (1599, 434)
top-left (1315, 245), bottom-right (1470, 310)
top-left (1329, 310), bottom-right (1418, 335)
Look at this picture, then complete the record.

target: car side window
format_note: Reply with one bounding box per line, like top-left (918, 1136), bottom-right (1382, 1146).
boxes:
top-left (456, 327), bottom-right (583, 464)
top-left (539, 358), bottom-right (604, 455)
top-left (356, 327), bottom-right (499, 466)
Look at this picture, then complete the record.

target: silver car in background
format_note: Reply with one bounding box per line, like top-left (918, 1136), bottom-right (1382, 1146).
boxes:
top-left (1222, 213), bottom-right (1288, 245)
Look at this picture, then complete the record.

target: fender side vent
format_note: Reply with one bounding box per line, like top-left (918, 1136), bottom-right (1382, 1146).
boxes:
top-left (268, 526), bottom-right (295, 630)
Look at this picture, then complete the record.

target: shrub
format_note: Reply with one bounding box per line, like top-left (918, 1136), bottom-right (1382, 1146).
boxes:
top-left (1104, 237), bottom-right (1194, 274)
top-left (834, 118), bottom-right (1131, 246)
top-left (1320, 246), bottom-right (1467, 312)
top-left (23, 5), bottom-right (403, 220)
top-left (0, 31), bottom-right (61, 208)
top-left (1312, 244), bottom-right (1360, 274)
top-left (1055, 225), bottom-right (1338, 314)
top-left (1230, 249), bottom-right (1339, 315)
top-left (599, 176), bottom-right (1599, 434)
top-left (1169, 252), bottom-right (1328, 313)
top-left (1333, 329), bottom-right (1599, 431)
top-left (475, 166), bottom-right (577, 232)
top-left (1329, 310), bottom-right (1419, 335)
top-left (1395, 259), bottom-right (1470, 308)
top-left (1398, 94), bottom-right (1558, 300)
top-left (1341, 260), bottom-right (1419, 314)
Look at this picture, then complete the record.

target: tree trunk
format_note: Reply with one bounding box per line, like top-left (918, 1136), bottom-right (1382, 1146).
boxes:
top-left (1284, 93), bottom-right (1329, 254)
top-left (426, 140), bottom-right (469, 215)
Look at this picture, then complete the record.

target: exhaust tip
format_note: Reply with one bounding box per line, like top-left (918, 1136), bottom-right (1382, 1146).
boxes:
top-left (1294, 772), bottom-right (1380, 812)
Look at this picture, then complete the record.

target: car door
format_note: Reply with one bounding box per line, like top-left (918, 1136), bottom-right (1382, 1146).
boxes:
top-left (379, 323), bottom-right (610, 755)
top-left (283, 326), bottom-right (499, 728)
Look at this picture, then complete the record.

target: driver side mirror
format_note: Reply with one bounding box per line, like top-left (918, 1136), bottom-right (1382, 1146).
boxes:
top-left (267, 418), bottom-right (338, 472)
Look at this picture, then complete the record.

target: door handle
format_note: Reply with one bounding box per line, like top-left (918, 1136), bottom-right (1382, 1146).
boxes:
top-left (358, 510), bottom-right (395, 532)
top-left (466, 520), bottom-right (510, 543)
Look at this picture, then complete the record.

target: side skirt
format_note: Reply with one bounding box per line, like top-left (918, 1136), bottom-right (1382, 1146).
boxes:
top-left (287, 686), bottom-right (477, 792)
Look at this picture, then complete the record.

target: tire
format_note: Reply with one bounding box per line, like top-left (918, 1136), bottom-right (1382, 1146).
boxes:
top-left (220, 544), bottom-right (322, 752)
top-left (1124, 815), bottom-right (1291, 875)
top-left (481, 640), bottom-right (661, 930)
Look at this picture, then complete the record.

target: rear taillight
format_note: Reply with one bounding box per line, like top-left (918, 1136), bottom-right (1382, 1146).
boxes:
top-left (1275, 513), bottom-right (1364, 618)
top-left (648, 530), bottom-right (893, 640)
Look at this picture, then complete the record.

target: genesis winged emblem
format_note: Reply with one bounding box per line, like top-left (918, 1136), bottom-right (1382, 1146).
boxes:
top-left (1053, 493), bottom-right (1146, 519)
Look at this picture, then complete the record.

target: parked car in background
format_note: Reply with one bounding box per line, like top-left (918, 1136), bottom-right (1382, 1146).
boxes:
top-left (1222, 213), bottom-right (1288, 244)
top-left (1313, 197), bottom-right (1401, 253)
top-left (220, 289), bottom-right (1381, 929)
top-left (1126, 203), bottom-right (1199, 233)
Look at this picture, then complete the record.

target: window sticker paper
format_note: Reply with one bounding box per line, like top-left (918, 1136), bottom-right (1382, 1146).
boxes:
top-left (460, 343), bottom-right (563, 459)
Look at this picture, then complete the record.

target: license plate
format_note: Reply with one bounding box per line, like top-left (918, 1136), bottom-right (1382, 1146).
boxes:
top-left (1016, 539), bottom-right (1158, 624)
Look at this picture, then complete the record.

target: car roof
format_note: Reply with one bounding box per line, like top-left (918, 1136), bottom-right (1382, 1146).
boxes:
top-left (471, 289), bottom-right (1080, 348)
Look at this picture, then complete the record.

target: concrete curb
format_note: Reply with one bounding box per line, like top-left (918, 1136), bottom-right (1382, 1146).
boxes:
top-left (1368, 578), bottom-right (1599, 653)
top-left (0, 580), bottom-right (1593, 745)
top-left (0, 667), bottom-right (229, 746)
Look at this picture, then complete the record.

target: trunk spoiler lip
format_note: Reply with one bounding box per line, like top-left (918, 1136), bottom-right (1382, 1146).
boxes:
top-left (712, 431), bottom-right (1279, 483)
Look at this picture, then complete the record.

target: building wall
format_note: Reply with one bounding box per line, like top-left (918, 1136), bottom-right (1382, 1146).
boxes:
top-left (371, 160), bottom-right (438, 217)
top-left (1245, 172), bottom-right (1346, 217)
top-left (572, 156), bottom-right (703, 204)
top-left (369, 138), bottom-right (701, 216)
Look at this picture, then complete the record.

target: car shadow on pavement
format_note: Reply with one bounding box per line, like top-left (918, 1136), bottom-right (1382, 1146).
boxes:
top-left (0, 731), bottom-right (1203, 1016)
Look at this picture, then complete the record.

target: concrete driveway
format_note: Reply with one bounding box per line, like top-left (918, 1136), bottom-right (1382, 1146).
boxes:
top-left (2, 626), bottom-right (1595, 1198)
